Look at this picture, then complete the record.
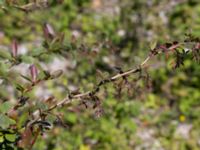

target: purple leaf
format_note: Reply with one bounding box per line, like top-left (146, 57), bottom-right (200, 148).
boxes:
top-left (12, 39), bottom-right (18, 57)
top-left (43, 23), bottom-right (55, 40)
top-left (29, 65), bottom-right (38, 82)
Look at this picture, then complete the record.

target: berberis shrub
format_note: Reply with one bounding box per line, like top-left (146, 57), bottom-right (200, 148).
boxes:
top-left (0, 0), bottom-right (200, 150)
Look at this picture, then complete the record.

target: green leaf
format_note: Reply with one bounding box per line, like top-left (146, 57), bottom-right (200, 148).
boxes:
top-left (65, 112), bottom-right (77, 124)
top-left (0, 62), bottom-right (10, 77)
top-left (0, 135), bottom-right (4, 143)
top-left (0, 50), bottom-right (12, 60)
top-left (0, 101), bottom-right (12, 113)
top-left (50, 70), bottom-right (63, 79)
top-left (5, 134), bottom-right (16, 142)
top-left (15, 83), bottom-right (24, 92)
top-left (20, 75), bottom-right (32, 83)
top-left (37, 71), bottom-right (46, 80)
top-left (120, 117), bottom-right (137, 133)
top-left (29, 48), bottom-right (46, 57)
top-left (0, 114), bottom-right (16, 129)
top-left (150, 39), bottom-right (157, 50)
top-left (20, 55), bottom-right (35, 64)
top-left (145, 94), bottom-right (158, 108)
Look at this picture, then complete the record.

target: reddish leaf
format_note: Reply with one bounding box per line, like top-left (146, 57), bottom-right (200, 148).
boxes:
top-left (11, 39), bottom-right (18, 57)
top-left (29, 64), bottom-right (38, 82)
top-left (43, 23), bottom-right (55, 40)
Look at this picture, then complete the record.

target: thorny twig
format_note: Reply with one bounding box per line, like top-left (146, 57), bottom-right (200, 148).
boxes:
top-left (31, 41), bottom-right (185, 123)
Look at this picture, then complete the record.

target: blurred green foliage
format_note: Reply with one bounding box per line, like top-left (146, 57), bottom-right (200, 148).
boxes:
top-left (0, 0), bottom-right (200, 150)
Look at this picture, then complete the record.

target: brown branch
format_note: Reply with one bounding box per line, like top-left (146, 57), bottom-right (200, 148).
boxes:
top-left (30, 54), bottom-right (151, 123)
top-left (48, 60), bottom-right (146, 109)
top-left (29, 41), bottom-right (191, 125)
top-left (46, 42), bottom-right (182, 111)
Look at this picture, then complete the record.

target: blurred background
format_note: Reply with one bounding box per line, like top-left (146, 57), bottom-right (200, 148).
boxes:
top-left (0, 0), bottom-right (200, 149)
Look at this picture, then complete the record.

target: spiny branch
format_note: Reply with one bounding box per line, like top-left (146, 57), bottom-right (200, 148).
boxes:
top-left (20, 39), bottom-right (198, 150)
top-left (28, 40), bottom-right (199, 127)
top-left (46, 42), bottom-right (181, 112)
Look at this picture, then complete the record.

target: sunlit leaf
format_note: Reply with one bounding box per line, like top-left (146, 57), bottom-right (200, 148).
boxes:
top-left (0, 101), bottom-right (12, 113)
top-left (0, 133), bottom-right (4, 143)
top-left (20, 55), bottom-right (35, 64)
top-left (0, 114), bottom-right (16, 129)
top-left (0, 50), bottom-right (12, 60)
top-left (30, 48), bottom-right (46, 57)
top-left (150, 39), bottom-right (157, 50)
top-left (0, 62), bottom-right (10, 76)
top-left (5, 133), bottom-right (16, 142)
